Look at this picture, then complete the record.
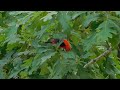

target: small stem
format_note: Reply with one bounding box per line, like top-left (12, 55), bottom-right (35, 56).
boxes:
top-left (83, 43), bottom-right (112, 68)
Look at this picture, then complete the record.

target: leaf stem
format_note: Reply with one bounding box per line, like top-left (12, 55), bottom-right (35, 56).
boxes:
top-left (83, 43), bottom-right (112, 68)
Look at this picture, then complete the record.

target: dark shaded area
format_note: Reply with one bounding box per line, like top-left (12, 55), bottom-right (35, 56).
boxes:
top-left (117, 43), bottom-right (120, 59)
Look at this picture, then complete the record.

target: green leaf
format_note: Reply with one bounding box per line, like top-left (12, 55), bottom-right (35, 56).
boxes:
top-left (83, 32), bottom-right (97, 51)
top-left (19, 71), bottom-right (28, 78)
top-left (8, 68), bottom-right (23, 79)
top-left (13, 57), bottom-right (22, 67)
top-left (9, 11), bottom-right (33, 15)
top-left (17, 12), bottom-right (34, 25)
top-left (35, 25), bottom-right (50, 39)
top-left (71, 32), bottom-right (80, 46)
top-left (29, 51), bottom-right (56, 75)
top-left (82, 13), bottom-right (99, 28)
top-left (6, 42), bottom-right (17, 51)
top-left (40, 51), bottom-right (56, 65)
top-left (76, 65), bottom-right (91, 79)
top-left (0, 69), bottom-right (6, 79)
top-left (113, 66), bottom-right (120, 74)
top-left (31, 54), bottom-right (41, 69)
top-left (36, 47), bottom-right (51, 54)
top-left (0, 13), bottom-right (2, 19)
top-left (51, 60), bottom-right (64, 79)
top-left (83, 18), bottom-right (119, 51)
top-left (40, 63), bottom-right (49, 75)
top-left (17, 50), bottom-right (30, 56)
top-left (0, 51), bottom-right (15, 68)
top-left (53, 33), bottom-right (67, 39)
top-left (61, 51), bottom-right (76, 59)
top-left (114, 11), bottom-right (120, 16)
top-left (41, 11), bottom-right (57, 22)
top-left (21, 58), bottom-right (33, 69)
top-left (104, 57), bottom-right (117, 79)
top-left (72, 11), bottom-right (86, 20)
top-left (5, 25), bottom-right (20, 44)
top-left (96, 19), bottom-right (117, 42)
top-left (57, 12), bottom-right (71, 34)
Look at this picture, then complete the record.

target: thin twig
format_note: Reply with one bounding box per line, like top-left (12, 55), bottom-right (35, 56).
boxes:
top-left (83, 43), bottom-right (112, 68)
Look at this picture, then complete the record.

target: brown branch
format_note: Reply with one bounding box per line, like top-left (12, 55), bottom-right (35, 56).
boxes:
top-left (83, 43), bottom-right (112, 68)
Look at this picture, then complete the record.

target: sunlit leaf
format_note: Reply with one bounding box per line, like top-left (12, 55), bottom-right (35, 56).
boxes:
top-left (82, 13), bottom-right (99, 28)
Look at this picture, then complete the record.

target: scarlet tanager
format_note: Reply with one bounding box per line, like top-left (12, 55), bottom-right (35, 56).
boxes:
top-left (45, 38), bottom-right (71, 51)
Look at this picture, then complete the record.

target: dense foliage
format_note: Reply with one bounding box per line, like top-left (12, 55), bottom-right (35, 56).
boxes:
top-left (0, 11), bottom-right (120, 79)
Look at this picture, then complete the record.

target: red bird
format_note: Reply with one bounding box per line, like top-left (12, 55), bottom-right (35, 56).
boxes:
top-left (46, 38), bottom-right (71, 51)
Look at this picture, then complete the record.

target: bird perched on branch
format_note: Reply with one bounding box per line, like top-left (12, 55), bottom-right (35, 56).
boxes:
top-left (45, 38), bottom-right (71, 51)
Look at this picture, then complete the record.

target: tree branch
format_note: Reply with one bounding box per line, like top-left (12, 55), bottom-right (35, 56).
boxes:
top-left (83, 43), bottom-right (112, 68)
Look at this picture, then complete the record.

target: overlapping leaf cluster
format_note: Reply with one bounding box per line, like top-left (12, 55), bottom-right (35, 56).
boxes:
top-left (0, 11), bottom-right (120, 79)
